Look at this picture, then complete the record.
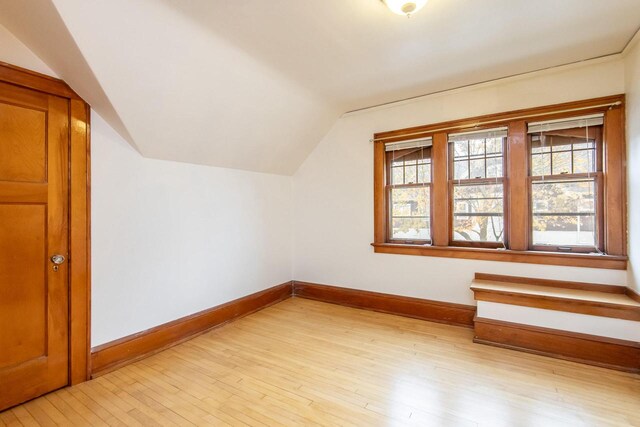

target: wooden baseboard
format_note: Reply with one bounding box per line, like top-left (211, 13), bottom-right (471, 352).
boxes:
top-left (474, 317), bottom-right (640, 373)
top-left (293, 281), bottom-right (476, 327)
top-left (91, 282), bottom-right (293, 376)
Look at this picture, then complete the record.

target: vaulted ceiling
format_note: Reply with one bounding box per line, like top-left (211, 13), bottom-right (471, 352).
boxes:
top-left (1, 0), bottom-right (639, 174)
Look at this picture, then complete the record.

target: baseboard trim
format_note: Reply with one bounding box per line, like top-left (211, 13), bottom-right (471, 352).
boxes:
top-left (474, 317), bottom-right (640, 373)
top-left (293, 281), bottom-right (476, 327)
top-left (91, 282), bottom-right (293, 376)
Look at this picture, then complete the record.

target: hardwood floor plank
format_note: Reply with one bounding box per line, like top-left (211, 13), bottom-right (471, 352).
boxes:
top-left (1, 298), bottom-right (639, 425)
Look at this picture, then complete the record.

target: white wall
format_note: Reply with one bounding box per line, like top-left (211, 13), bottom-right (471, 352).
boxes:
top-left (293, 57), bottom-right (628, 305)
top-left (0, 23), bottom-right (55, 76)
top-left (2, 23), bottom-right (294, 347)
top-left (625, 38), bottom-right (640, 294)
top-left (477, 302), bottom-right (640, 342)
top-left (91, 113), bottom-right (293, 346)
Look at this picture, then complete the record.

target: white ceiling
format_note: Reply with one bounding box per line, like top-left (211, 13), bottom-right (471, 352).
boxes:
top-left (1, 0), bottom-right (639, 174)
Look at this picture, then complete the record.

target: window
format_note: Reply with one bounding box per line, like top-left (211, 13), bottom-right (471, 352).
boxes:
top-left (372, 95), bottom-right (627, 270)
top-left (528, 115), bottom-right (603, 253)
top-left (386, 139), bottom-right (432, 243)
top-left (449, 129), bottom-right (507, 247)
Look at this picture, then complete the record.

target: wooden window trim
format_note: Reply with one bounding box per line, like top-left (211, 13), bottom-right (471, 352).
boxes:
top-left (372, 95), bottom-right (627, 270)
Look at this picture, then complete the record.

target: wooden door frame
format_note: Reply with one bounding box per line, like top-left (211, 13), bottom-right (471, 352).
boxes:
top-left (0, 61), bottom-right (91, 385)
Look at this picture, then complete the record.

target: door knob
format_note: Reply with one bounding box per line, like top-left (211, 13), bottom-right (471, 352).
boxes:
top-left (51, 255), bottom-right (65, 265)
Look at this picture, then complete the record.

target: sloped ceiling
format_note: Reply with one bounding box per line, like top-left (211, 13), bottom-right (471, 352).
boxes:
top-left (1, 0), bottom-right (639, 174)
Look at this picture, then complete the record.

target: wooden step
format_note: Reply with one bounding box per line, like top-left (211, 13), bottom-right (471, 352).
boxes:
top-left (471, 275), bottom-right (640, 321)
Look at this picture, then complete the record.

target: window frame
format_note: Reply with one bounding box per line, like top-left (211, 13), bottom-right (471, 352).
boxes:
top-left (527, 127), bottom-right (604, 253)
top-left (448, 134), bottom-right (508, 248)
top-left (385, 145), bottom-right (433, 244)
top-left (371, 95), bottom-right (627, 270)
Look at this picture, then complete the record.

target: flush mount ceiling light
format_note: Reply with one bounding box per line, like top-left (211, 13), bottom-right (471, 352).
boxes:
top-left (382, 0), bottom-right (428, 17)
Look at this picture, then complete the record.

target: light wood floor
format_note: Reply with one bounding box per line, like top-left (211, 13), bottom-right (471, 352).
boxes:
top-left (2, 298), bottom-right (639, 426)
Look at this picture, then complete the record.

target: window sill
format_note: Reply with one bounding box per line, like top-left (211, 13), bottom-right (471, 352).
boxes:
top-left (371, 243), bottom-right (627, 270)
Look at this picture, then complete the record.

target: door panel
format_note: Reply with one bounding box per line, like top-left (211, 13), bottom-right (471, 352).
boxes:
top-left (0, 103), bottom-right (46, 182)
top-left (0, 205), bottom-right (46, 368)
top-left (0, 82), bottom-right (69, 410)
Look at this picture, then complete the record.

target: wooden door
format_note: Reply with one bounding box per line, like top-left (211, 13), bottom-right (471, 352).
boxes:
top-left (0, 81), bottom-right (70, 410)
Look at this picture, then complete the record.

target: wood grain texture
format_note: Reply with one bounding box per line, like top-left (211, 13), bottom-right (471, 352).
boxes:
top-left (372, 242), bottom-right (627, 269)
top-left (0, 91), bottom-right (70, 412)
top-left (372, 94), bottom-right (627, 268)
top-left (604, 105), bottom-right (627, 256)
top-left (374, 94), bottom-right (625, 142)
top-left (1, 61), bottom-right (92, 391)
top-left (293, 281), bottom-right (476, 327)
top-left (474, 317), bottom-right (640, 373)
top-left (627, 288), bottom-right (640, 304)
top-left (69, 99), bottom-right (91, 385)
top-left (506, 120), bottom-right (528, 251)
top-left (431, 132), bottom-right (449, 246)
top-left (91, 282), bottom-right (293, 376)
top-left (474, 273), bottom-right (627, 294)
top-left (3, 299), bottom-right (640, 425)
top-left (471, 283), bottom-right (640, 321)
top-left (373, 141), bottom-right (386, 243)
top-left (0, 61), bottom-right (81, 100)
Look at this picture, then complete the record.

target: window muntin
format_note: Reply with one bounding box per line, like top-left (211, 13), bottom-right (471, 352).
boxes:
top-left (531, 133), bottom-right (597, 176)
top-left (386, 141), bottom-right (432, 243)
top-left (453, 183), bottom-right (505, 243)
top-left (449, 130), bottom-right (506, 247)
top-left (528, 118), bottom-right (603, 252)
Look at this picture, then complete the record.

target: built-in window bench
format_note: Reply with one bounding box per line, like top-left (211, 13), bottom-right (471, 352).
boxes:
top-left (470, 273), bottom-right (640, 372)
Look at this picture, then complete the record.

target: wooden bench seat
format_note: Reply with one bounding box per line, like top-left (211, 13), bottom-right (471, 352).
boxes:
top-left (471, 279), bottom-right (640, 321)
top-left (471, 273), bottom-right (640, 372)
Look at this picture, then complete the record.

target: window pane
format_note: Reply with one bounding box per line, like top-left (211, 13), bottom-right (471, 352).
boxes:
top-left (530, 127), bottom-right (599, 177)
top-left (486, 157), bottom-right (503, 178)
top-left (452, 138), bottom-right (504, 181)
top-left (531, 153), bottom-right (551, 176)
top-left (418, 163), bottom-right (431, 184)
top-left (453, 183), bottom-right (504, 242)
top-left (405, 165), bottom-right (417, 184)
top-left (392, 218), bottom-right (430, 240)
top-left (531, 180), bottom-right (596, 247)
top-left (469, 159), bottom-right (485, 179)
top-left (531, 136), bottom-right (551, 154)
top-left (573, 149), bottom-right (594, 174)
top-left (392, 167), bottom-right (403, 185)
top-left (390, 187), bottom-right (430, 240)
top-left (388, 148), bottom-right (432, 186)
top-left (532, 215), bottom-right (595, 247)
top-left (486, 138), bottom-right (503, 155)
top-left (454, 160), bottom-right (469, 180)
top-left (453, 141), bottom-right (468, 158)
top-left (552, 151), bottom-right (571, 175)
top-left (469, 139), bottom-right (485, 157)
top-left (392, 187), bottom-right (430, 217)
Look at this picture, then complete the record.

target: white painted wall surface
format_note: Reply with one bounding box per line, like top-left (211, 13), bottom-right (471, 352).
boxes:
top-left (293, 57), bottom-right (628, 306)
top-left (625, 39), bottom-right (640, 294)
top-left (91, 113), bottom-right (293, 346)
top-left (477, 301), bottom-right (640, 342)
top-left (1, 30), bottom-right (293, 347)
top-left (0, 23), bottom-right (55, 76)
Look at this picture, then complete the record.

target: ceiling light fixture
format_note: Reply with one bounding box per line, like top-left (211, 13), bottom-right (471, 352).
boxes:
top-left (382, 0), bottom-right (428, 17)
